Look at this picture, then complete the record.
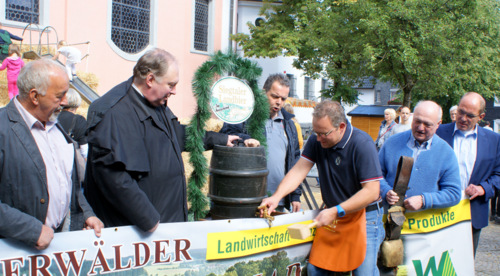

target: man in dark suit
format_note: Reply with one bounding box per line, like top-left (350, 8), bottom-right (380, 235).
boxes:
top-left (84, 49), bottom-right (238, 232)
top-left (436, 92), bottom-right (500, 257)
top-left (0, 59), bottom-right (102, 250)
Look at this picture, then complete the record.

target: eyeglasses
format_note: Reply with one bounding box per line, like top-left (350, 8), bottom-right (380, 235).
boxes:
top-left (457, 109), bottom-right (481, 119)
top-left (314, 128), bottom-right (335, 138)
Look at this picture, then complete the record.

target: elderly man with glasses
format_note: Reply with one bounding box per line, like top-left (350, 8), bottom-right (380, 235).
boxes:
top-left (436, 92), bottom-right (500, 257)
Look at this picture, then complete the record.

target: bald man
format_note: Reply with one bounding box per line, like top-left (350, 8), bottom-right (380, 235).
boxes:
top-left (379, 100), bottom-right (461, 212)
top-left (436, 92), bottom-right (500, 256)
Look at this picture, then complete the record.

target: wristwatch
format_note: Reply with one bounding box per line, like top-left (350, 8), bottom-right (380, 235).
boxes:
top-left (335, 205), bottom-right (345, 218)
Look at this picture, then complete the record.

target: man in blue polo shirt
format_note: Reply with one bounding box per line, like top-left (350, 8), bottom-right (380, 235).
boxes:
top-left (260, 100), bottom-right (383, 275)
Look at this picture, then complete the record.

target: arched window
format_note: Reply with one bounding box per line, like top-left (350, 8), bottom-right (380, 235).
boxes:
top-left (111, 0), bottom-right (150, 53)
top-left (107, 0), bottom-right (157, 60)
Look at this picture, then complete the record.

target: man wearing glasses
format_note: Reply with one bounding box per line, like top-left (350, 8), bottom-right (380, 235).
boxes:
top-left (260, 100), bottom-right (383, 275)
top-left (436, 92), bottom-right (500, 257)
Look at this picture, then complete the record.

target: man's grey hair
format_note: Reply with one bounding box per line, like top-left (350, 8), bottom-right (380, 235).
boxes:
top-left (263, 73), bottom-right (290, 93)
top-left (133, 48), bottom-right (177, 82)
top-left (415, 100), bottom-right (443, 121)
top-left (64, 88), bottom-right (82, 108)
top-left (312, 100), bottom-right (347, 127)
top-left (449, 105), bottom-right (457, 113)
top-left (17, 59), bottom-right (66, 100)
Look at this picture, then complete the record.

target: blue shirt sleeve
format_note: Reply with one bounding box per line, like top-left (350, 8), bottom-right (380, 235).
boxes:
top-left (301, 134), bottom-right (317, 163)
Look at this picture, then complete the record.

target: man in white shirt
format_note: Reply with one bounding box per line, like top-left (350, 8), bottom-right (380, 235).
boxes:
top-left (436, 92), bottom-right (500, 257)
top-left (0, 59), bottom-right (102, 250)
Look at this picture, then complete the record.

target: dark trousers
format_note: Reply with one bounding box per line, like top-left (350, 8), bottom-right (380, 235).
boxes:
top-left (490, 189), bottom-right (500, 217)
top-left (472, 227), bottom-right (481, 258)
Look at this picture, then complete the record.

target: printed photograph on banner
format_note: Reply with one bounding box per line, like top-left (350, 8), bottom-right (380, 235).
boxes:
top-left (0, 211), bottom-right (317, 276)
top-left (210, 77), bottom-right (255, 124)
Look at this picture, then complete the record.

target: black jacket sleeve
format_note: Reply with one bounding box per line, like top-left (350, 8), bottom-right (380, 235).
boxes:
top-left (219, 122), bottom-right (251, 140)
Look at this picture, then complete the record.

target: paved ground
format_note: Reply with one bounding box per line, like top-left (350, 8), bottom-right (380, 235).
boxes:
top-left (300, 177), bottom-right (500, 275)
top-left (475, 221), bottom-right (500, 275)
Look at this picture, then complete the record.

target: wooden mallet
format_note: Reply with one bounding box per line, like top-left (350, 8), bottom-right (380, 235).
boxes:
top-left (288, 221), bottom-right (318, 240)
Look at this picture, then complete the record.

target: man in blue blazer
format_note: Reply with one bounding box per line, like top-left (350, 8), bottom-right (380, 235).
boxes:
top-left (436, 92), bottom-right (500, 257)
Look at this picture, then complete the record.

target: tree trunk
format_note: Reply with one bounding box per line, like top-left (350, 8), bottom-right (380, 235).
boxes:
top-left (403, 87), bottom-right (412, 108)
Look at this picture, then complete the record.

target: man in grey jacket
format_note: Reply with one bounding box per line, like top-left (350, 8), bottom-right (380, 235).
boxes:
top-left (220, 74), bottom-right (302, 212)
top-left (0, 59), bottom-right (102, 250)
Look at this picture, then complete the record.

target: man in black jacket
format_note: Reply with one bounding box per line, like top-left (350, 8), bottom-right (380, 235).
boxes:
top-left (220, 74), bottom-right (302, 212)
top-left (84, 48), bottom-right (238, 232)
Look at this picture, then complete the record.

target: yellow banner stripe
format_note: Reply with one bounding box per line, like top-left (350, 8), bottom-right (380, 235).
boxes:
top-left (206, 220), bottom-right (315, 260)
top-left (401, 199), bottom-right (471, 234)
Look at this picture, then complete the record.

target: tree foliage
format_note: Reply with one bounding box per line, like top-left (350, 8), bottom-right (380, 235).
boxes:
top-left (233, 0), bottom-right (500, 109)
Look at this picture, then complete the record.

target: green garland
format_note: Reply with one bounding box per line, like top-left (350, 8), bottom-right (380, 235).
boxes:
top-left (185, 51), bottom-right (269, 221)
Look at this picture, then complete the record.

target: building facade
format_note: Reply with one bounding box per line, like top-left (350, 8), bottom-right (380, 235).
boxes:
top-left (1, 0), bottom-right (238, 118)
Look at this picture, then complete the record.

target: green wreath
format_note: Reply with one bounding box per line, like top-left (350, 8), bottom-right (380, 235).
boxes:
top-left (185, 51), bottom-right (269, 221)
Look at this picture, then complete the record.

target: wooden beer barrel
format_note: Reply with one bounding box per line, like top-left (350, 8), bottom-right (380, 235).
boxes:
top-left (208, 145), bottom-right (268, 219)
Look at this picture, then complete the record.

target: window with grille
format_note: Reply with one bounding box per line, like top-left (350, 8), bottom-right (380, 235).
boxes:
top-left (5, 0), bottom-right (39, 24)
top-left (111, 0), bottom-right (150, 54)
top-left (194, 0), bottom-right (209, 52)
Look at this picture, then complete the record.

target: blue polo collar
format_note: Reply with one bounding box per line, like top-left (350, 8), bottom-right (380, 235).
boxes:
top-left (333, 121), bottom-right (353, 150)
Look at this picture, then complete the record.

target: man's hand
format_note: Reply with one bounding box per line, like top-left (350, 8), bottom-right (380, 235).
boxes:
top-left (244, 138), bottom-right (260, 147)
top-left (404, 195), bottom-right (424, 211)
top-left (226, 135), bottom-right (240, 147)
top-left (35, 225), bottom-right (54, 250)
top-left (465, 184), bottom-right (485, 200)
top-left (291, 201), bottom-right (301, 213)
top-left (386, 190), bottom-right (399, 205)
top-left (314, 207), bottom-right (338, 227)
top-left (259, 196), bottom-right (280, 217)
top-left (84, 216), bottom-right (104, 237)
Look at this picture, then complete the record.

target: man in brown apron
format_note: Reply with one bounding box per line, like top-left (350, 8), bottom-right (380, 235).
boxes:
top-left (260, 100), bottom-right (383, 275)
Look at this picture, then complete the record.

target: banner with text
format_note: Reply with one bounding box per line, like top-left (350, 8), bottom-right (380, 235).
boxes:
top-left (0, 211), bottom-right (318, 276)
top-left (396, 197), bottom-right (475, 276)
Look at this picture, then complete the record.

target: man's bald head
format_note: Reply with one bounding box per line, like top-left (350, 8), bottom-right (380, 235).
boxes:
top-left (411, 101), bottom-right (442, 143)
top-left (455, 92), bottom-right (486, 132)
